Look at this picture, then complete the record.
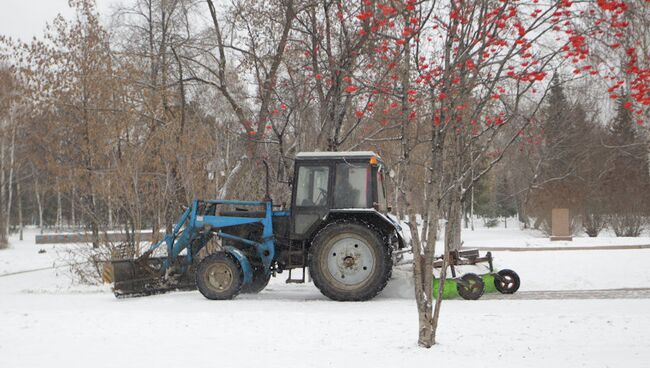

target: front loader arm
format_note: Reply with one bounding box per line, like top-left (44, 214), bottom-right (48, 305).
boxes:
top-left (141, 206), bottom-right (193, 258)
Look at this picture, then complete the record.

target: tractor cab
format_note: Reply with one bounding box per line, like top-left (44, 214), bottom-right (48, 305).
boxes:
top-left (290, 151), bottom-right (391, 240)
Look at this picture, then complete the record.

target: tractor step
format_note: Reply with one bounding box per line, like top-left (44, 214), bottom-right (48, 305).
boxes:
top-left (285, 240), bottom-right (307, 283)
top-left (286, 266), bottom-right (307, 284)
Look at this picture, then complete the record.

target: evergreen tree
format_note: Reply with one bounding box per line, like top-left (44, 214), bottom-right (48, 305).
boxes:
top-left (603, 95), bottom-right (650, 213)
top-left (542, 74), bottom-right (572, 150)
top-left (530, 74), bottom-right (591, 223)
top-left (609, 95), bottom-right (638, 147)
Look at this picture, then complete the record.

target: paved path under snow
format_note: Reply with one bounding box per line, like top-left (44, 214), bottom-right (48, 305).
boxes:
top-left (471, 244), bottom-right (650, 251)
top-left (482, 288), bottom-right (650, 300)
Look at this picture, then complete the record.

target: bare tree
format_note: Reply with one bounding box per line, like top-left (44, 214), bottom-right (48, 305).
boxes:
top-left (0, 66), bottom-right (20, 248)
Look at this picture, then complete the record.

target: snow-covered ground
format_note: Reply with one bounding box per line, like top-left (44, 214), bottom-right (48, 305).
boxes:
top-left (1, 228), bottom-right (650, 367)
top-left (433, 216), bottom-right (650, 248)
top-left (461, 226), bottom-right (650, 248)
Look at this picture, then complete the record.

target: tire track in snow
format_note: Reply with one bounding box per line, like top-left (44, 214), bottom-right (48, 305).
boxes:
top-left (481, 288), bottom-right (650, 300)
top-left (0, 261), bottom-right (91, 278)
top-left (0, 266), bottom-right (56, 277)
top-left (471, 244), bottom-right (650, 252)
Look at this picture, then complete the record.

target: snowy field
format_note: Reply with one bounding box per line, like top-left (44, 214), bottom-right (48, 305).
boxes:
top-left (1, 228), bottom-right (650, 368)
top-left (461, 227), bottom-right (650, 249)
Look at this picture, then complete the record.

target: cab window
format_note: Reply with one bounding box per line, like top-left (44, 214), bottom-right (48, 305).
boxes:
top-left (333, 163), bottom-right (369, 208)
top-left (295, 166), bottom-right (329, 207)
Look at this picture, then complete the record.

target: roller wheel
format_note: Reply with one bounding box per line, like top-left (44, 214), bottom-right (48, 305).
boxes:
top-left (456, 273), bottom-right (485, 300)
top-left (309, 222), bottom-right (392, 301)
top-left (494, 269), bottom-right (520, 294)
top-left (241, 267), bottom-right (271, 294)
top-left (196, 252), bottom-right (243, 300)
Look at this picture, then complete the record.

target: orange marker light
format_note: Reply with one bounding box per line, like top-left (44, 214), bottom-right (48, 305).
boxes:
top-left (369, 156), bottom-right (378, 165)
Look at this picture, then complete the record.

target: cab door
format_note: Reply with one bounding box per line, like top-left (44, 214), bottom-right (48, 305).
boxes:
top-left (290, 163), bottom-right (332, 239)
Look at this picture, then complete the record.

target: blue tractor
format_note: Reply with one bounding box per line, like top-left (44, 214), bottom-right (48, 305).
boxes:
top-left (111, 151), bottom-right (408, 301)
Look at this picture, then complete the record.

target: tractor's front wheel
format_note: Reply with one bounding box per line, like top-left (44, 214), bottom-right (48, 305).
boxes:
top-left (309, 222), bottom-right (392, 301)
top-left (196, 252), bottom-right (243, 300)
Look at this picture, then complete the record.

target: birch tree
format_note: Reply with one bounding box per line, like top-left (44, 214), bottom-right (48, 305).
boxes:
top-left (0, 66), bottom-right (20, 248)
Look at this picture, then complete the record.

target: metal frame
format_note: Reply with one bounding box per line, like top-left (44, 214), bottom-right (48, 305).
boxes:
top-left (430, 249), bottom-right (508, 289)
top-left (433, 249), bottom-right (494, 279)
top-left (144, 199), bottom-right (289, 285)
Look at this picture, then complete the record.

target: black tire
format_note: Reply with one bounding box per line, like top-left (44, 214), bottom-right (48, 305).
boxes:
top-left (494, 269), bottom-right (520, 294)
top-left (241, 267), bottom-right (271, 294)
top-left (196, 252), bottom-right (243, 300)
top-left (456, 273), bottom-right (485, 300)
top-left (309, 221), bottom-right (392, 301)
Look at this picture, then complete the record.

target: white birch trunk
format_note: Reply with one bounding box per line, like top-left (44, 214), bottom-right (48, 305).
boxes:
top-left (0, 119), bottom-right (6, 247)
top-left (17, 180), bottom-right (23, 241)
top-left (31, 165), bottom-right (44, 233)
top-left (5, 113), bottom-right (17, 238)
top-left (218, 156), bottom-right (244, 199)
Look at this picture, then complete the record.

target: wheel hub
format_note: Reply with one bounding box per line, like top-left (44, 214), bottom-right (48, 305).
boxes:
top-left (326, 237), bottom-right (375, 286)
top-left (343, 256), bottom-right (355, 267)
top-left (206, 263), bottom-right (233, 291)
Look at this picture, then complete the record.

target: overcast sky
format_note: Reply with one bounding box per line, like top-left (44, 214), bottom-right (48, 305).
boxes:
top-left (0, 0), bottom-right (125, 41)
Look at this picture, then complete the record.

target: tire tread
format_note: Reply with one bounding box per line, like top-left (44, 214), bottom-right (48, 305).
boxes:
top-left (309, 220), bottom-right (392, 301)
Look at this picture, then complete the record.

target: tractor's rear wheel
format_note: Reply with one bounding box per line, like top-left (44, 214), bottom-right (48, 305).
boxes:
top-left (196, 252), bottom-right (243, 300)
top-left (241, 267), bottom-right (271, 294)
top-left (309, 222), bottom-right (392, 301)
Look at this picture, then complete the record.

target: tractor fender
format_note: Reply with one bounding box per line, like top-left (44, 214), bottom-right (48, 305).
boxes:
top-left (223, 246), bottom-right (253, 285)
top-left (384, 212), bottom-right (410, 249)
top-left (328, 209), bottom-right (410, 249)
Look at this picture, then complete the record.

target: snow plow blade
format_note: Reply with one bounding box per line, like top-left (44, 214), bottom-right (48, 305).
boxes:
top-left (109, 257), bottom-right (196, 298)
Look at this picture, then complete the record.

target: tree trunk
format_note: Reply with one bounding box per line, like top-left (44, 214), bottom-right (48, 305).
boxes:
top-left (444, 131), bottom-right (463, 252)
top-left (0, 122), bottom-right (6, 248)
top-left (219, 157), bottom-right (244, 199)
top-left (393, 166), bottom-right (401, 218)
top-left (108, 192), bottom-right (113, 229)
top-left (71, 182), bottom-right (76, 228)
top-left (430, 213), bottom-right (449, 345)
top-left (470, 183), bottom-right (475, 231)
top-left (32, 165), bottom-right (44, 234)
top-left (56, 178), bottom-right (63, 231)
top-left (397, 30), bottom-right (439, 348)
top-left (412, 152), bottom-right (443, 348)
top-left (445, 189), bottom-right (463, 252)
top-left (5, 116), bottom-right (17, 240)
top-left (463, 207), bottom-right (469, 229)
top-left (89, 191), bottom-right (99, 248)
top-left (17, 180), bottom-right (23, 241)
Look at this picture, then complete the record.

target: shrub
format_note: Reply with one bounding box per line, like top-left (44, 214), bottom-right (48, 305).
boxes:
top-left (582, 213), bottom-right (606, 237)
top-left (608, 213), bottom-right (646, 237)
top-left (484, 218), bottom-right (500, 228)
